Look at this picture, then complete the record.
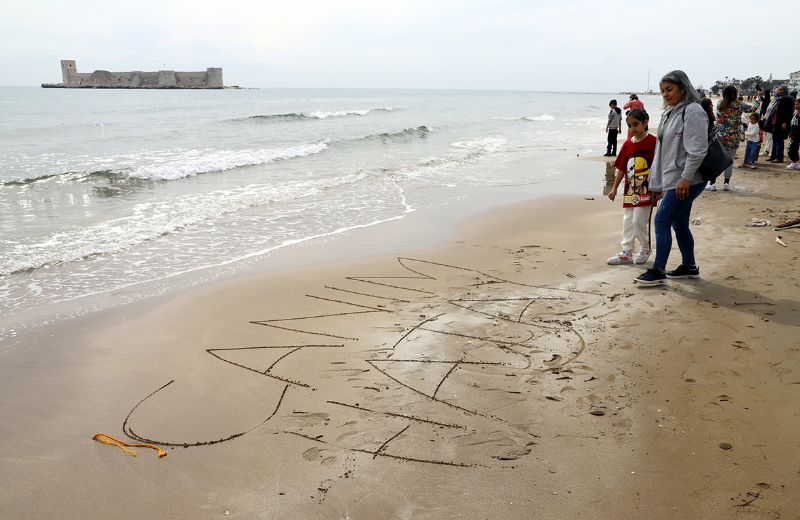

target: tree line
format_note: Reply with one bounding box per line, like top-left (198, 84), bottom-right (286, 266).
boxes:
top-left (708, 76), bottom-right (790, 96)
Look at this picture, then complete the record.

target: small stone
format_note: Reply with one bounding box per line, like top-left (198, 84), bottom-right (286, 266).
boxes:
top-left (590, 409), bottom-right (605, 416)
top-left (719, 442), bottom-right (733, 450)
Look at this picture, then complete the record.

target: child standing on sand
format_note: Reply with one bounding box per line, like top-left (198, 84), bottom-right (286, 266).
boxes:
top-left (607, 109), bottom-right (657, 265)
top-left (742, 113), bottom-right (762, 169)
top-left (604, 100), bottom-right (622, 156)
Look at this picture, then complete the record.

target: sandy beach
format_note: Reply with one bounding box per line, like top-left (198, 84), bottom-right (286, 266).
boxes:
top-left (1, 155), bottom-right (799, 519)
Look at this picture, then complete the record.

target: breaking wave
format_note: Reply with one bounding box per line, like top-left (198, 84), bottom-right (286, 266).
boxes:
top-left (238, 107), bottom-right (394, 121)
top-left (1, 141), bottom-right (329, 186)
top-left (1, 170), bottom-right (118, 186)
top-left (500, 114), bottom-right (556, 122)
top-left (125, 141), bottom-right (329, 181)
top-left (362, 125), bottom-right (431, 141)
top-left (0, 172), bottom-right (369, 277)
top-left (395, 135), bottom-right (507, 178)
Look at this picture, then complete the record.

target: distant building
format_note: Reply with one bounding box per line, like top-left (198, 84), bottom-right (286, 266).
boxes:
top-left (790, 70), bottom-right (800, 91)
top-left (42, 60), bottom-right (223, 89)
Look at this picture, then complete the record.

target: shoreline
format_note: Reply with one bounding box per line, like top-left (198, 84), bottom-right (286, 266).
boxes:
top-left (1, 155), bottom-right (798, 518)
top-left (0, 153), bottom-right (594, 344)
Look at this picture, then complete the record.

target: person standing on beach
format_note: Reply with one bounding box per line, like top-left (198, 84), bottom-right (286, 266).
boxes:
top-left (786, 98), bottom-right (800, 170)
top-left (700, 98), bottom-right (716, 132)
top-left (606, 109), bottom-right (657, 266)
top-left (761, 89), bottom-right (775, 155)
top-left (623, 94), bottom-right (645, 138)
top-left (604, 100), bottom-right (622, 156)
top-left (707, 85), bottom-right (752, 191)
top-left (623, 94), bottom-right (645, 113)
top-left (635, 70), bottom-right (708, 286)
top-left (764, 87), bottom-right (779, 160)
top-left (742, 112), bottom-right (763, 169)
top-left (759, 89), bottom-right (770, 117)
top-left (767, 85), bottom-right (795, 163)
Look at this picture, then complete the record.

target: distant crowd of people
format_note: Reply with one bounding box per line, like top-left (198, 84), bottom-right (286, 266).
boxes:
top-left (602, 71), bottom-right (800, 287)
top-left (702, 84), bottom-right (800, 191)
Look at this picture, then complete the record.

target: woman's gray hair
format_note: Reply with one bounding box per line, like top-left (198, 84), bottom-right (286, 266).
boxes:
top-left (660, 70), bottom-right (703, 107)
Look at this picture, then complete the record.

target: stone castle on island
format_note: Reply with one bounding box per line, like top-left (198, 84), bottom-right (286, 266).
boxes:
top-left (42, 60), bottom-right (223, 89)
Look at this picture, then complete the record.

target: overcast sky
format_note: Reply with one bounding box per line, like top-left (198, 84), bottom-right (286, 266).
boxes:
top-left (0, 0), bottom-right (792, 91)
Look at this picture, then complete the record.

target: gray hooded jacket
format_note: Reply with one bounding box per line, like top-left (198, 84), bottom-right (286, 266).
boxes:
top-left (650, 101), bottom-right (708, 191)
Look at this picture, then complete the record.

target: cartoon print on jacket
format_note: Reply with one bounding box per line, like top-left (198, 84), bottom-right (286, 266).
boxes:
top-left (624, 153), bottom-right (652, 207)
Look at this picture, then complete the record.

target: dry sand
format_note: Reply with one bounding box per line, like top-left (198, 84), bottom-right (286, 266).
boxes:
top-left (1, 157), bottom-right (799, 519)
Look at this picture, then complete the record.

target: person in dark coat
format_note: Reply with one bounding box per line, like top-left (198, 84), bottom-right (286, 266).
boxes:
top-left (759, 89), bottom-right (771, 118)
top-left (768, 85), bottom-right (796, 163)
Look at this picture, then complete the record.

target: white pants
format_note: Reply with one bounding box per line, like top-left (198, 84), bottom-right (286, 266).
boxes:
top-left (763, 132), bottom-right (773, 155)
top-left (621, 205), bottom-right (653, 253)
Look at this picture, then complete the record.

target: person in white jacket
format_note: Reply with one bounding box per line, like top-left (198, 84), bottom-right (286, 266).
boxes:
top-left (742, 112), bottom-right (762, 168)
top-left (635, 70), bottom-right (708, 286)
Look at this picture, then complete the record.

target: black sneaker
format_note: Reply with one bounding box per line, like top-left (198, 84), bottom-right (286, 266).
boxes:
top-left (666, 264), bottom-right (700, 279)
top-left (635, 268), bottom-right (666, 286)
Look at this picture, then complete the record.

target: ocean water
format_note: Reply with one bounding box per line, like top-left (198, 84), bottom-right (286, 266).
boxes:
top-left (0, 87), bottom-right (663, 329)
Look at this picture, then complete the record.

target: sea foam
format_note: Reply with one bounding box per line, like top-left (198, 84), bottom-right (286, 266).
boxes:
top-left (0, 171), bottom-right (370, 277)
top-left (125, 141), bottom-right (329, 181)
top-left (1, 142), bottom-right (330, 186)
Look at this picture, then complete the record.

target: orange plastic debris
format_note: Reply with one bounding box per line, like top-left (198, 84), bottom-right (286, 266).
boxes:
top-left (92, 433), bottom-right (167, 458)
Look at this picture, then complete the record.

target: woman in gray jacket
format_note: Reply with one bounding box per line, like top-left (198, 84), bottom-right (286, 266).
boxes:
top-left (636, 70), bottom-right (708, 286)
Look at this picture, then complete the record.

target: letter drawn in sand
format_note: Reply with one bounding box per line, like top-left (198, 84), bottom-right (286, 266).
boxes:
top-left (116, 254), bottom-right (605, 467)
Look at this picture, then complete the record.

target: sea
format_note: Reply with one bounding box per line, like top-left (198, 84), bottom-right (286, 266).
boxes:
top-left (0, 87), bottom-right (663, 335)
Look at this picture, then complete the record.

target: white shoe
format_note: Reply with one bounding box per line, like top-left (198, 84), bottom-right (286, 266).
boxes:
top-left (787, 162), bottom-right (797, 170)
top-left (607, 251), bottom-right (633, 265)
top-left (722, 182), bottom-right (730, 191)
top-left (793, 163), bottom-right (800, 170)
top-left (705, 184), bottom-right (716, 191)
top-left (634, 250), bottom-right (651, 264)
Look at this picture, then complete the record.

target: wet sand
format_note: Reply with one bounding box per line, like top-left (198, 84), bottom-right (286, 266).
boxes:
top-left (1, 157), bottom-right (798, 519)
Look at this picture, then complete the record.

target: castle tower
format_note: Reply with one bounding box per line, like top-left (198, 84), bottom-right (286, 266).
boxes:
top-left (61, 60), bottom-right (79, 87)
top-left (206, 68), bottom-right (223, 88)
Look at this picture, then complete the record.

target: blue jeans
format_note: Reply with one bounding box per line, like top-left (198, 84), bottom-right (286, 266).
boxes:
top-left (653, 182), bottom-right (705, 272)
top-left (744, 141), bottom-right (760, 164)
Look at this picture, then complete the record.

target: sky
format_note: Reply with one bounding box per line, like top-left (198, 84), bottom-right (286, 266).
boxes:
top-left (0, 0), bottom-right (794, 91)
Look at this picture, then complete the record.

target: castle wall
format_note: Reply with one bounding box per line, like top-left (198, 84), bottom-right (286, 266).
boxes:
top-left (49, 61), bottom-right (224, 88)
top-left (175, 72), bottom-right (209, 87)
top-left (136, 72), bottom-right (159, 87)
top-left (158, 71), bottom-right (177, 87)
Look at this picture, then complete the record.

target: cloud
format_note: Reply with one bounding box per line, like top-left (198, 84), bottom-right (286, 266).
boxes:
top-left (0, 0), bottom-right (793, 89)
